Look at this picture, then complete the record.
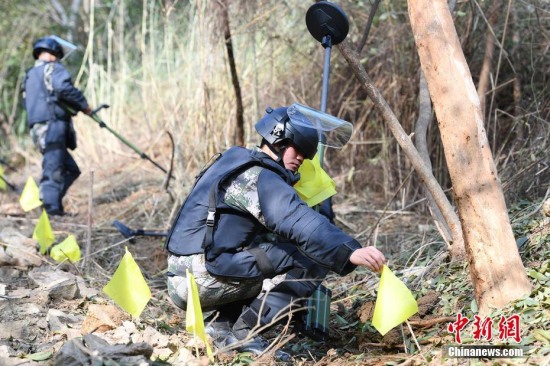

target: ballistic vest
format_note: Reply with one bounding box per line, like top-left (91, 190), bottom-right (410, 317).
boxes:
top-left (165, 146), bottom-right (297, 258)
top-left (23, 61), bottom-right (88, 127)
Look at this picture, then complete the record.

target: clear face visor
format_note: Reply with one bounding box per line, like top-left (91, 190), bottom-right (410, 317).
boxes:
top-left (49, 35), bottom-right (77, 60)
top-left (287, 103), bottom-right (353, 149)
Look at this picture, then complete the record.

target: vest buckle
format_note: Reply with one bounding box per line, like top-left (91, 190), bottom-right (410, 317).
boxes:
top-left (206, 209), bottom-right (216, 227)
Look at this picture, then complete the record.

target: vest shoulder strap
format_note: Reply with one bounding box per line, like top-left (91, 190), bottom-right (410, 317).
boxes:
top-left (202, 159), bottom-right (262, 252)
top-left (44, 63), bottom-right (54, 94)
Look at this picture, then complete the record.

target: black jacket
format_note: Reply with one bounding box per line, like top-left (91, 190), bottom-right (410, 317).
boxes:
top-left (24, 61), bottom-right (88, 127)
top-left (165, 146), bottom-right (362, 279)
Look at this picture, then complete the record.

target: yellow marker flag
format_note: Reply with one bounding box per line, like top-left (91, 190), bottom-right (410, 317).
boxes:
top-left (0, 165), bottom-right (6, 191)
top-left (103, 247), bottom-right (151, 318)
top-left (186, 269), bottom-right (214, 361)
top-left (294, 154), bottom-right (336, 207)
top-left (372, 265), bottom-right (419, 336)
top-left (33, 209), bottom-right (55, 254)
top-left (50, 235), bottom-right (81, 263)
top-left (19, 176), bottom-right (42, 211)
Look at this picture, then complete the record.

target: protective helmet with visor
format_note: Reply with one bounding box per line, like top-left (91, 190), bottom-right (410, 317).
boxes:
top-left (33, 36), bottom-right (77, 60)
top-left (255, 103), bottom-right (353, 161)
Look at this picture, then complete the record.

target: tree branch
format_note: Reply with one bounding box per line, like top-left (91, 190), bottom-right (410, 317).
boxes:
top-left (356, 0), bottom-right (381, 55)
top-left (337, 40), bottom-right (465, 259)
top-left (414, 72), bottom-right (453, 244)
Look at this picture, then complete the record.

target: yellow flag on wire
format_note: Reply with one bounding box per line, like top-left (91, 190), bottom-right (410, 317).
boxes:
top-left (294, 154), bottom-right (336, 207)
top-left (50, 234), bottom-right (81, 263)
top-left (19, 176), bottom-right (42, 211)
top-left (372, 265), bottom-right (418, 336)
top-left (103, 247), bottom-right (151, 318)
top-left (33, 209), bottom-right (55, 254)
top-left (0, 166), bottom-right (6, 191)
top-left (186, 269), bottom-right (214, 361)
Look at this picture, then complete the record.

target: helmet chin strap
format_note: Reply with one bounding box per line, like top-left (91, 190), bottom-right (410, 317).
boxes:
top-left (266, 142), bottom-right (289, 167)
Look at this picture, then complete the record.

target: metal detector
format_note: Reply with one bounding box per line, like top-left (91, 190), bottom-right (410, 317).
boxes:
top-left (306, 1), bottom-right (350, 165)
top-left (60, 102), bottom-right (173, 179)
top-left (113, 220), bottom-right (167, 243)
top-left (305, 1), bottom-right (350, 219)
top-left (90, 104), bottom-right (170, 175)
top-left (303, 1), bottom-right (350, 341)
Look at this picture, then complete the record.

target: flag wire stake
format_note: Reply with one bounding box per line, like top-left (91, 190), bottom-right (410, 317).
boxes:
top-left (406, 320), bottom-right (427, 363)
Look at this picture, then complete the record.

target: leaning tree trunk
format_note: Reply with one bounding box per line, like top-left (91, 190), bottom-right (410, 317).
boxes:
top-left (408, 0), bottom-right (531, 314)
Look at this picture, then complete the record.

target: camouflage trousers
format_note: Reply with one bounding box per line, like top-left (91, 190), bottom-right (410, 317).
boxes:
top-left (30, 122), bottom-right (49, 153)
top-left (167, 253), bottom-right (287, 312)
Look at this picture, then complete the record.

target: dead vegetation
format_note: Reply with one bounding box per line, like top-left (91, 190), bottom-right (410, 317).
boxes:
top-left (1, 154), bottom-right (549, 365)
top-left (0, 0), bottom-right (549, 365)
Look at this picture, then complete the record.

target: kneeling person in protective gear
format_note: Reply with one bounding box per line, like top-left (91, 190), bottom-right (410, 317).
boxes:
top-left (23, 36), bottom-right (93, 216)
top-left (164, 104), bottom-right (386, 361)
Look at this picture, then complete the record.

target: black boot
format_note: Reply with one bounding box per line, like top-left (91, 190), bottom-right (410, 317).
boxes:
top-left (204, 316), bottom-right (239, 349)
top-left (232, 317), bottom-right (292, 362)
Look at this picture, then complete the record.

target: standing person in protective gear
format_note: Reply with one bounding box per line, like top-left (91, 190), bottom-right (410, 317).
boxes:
top-left (23, 36), bottom-right (92, 216)
top-left (164, 105), bottom-right (386, 361)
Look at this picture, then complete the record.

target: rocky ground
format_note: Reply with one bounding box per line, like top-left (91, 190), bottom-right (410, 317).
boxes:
top-left (1, 158), bottom-right (549, 365)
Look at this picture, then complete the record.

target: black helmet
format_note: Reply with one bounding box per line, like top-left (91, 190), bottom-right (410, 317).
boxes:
top-left (255, 106), bottom-right (319, 160)
top-left (33, 37), bottom-right (63, 59)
